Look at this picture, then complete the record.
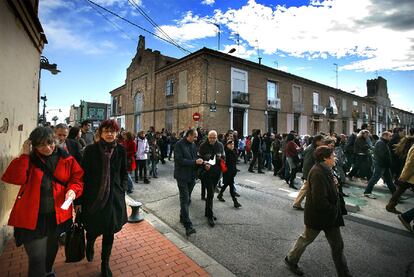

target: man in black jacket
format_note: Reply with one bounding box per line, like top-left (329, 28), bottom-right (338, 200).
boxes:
top-left (198, 130), bottom-right (225, 227)
top-left (174, 129), bottom-right (204, 236)
top-left (55, 123), bottom-right (82, 164)
top-left (248, 129), bottom-right (264, 173)
top-left (364, 131), bottom-right (396, 198)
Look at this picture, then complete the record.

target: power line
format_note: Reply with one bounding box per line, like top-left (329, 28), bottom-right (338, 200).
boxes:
top-left (85, 0), bottom-right (136, 41)
top-left (127, 0), bottom-right (186, 53)
top-left (84, 0), bottom-right (191, 54)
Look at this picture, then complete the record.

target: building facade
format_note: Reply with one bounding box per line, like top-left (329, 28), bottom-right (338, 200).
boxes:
top-left (0, 0), bottom-right (47, 252)
top-left (69, 101), bottom-right (110, 128)
top-left (110, 37), bottom-right (414, 136)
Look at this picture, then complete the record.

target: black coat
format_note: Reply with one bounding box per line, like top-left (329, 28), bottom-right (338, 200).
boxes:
top-left (305, 163), bottom-right (344, 230)
top-left (174, 138), bottom-right (198, 182)
top-left (66, 138), bottom-right (82, 164)
top-left (223, 148), bottom-right (237, 184)
top-left (80, 143), bottom-right (128, 235)
top-left (373, 138), bottom-right (391, 168)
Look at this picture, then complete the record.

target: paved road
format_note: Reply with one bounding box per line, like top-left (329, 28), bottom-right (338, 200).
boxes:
top-left (130, 160), bottom-right (414, 277)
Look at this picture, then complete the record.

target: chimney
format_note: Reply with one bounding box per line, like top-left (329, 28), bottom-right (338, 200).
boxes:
top-left (138, 35), bottom-right (145, 53)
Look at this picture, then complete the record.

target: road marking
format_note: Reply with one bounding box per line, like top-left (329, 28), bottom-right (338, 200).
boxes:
top-left (278, 188), bottom-right (292, 193)
top-left (244, 179), bottom-right (260, 184)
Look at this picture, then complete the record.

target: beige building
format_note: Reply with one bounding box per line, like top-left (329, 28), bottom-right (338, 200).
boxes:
top-left (110, 36), bottom-right (414, 136)
top-left (0, 0), bottom-right (46, 252)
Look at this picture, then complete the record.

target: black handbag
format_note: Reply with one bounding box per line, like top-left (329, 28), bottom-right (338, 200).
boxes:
top-left (65, 212), bottom-right (85, 263)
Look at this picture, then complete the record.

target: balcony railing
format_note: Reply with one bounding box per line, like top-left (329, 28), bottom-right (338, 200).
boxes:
top-left (293, 102), bottom-right (304, 113)
top-left (232, 91), bottom-right (249, 105)
top-left (267, 98), bottom-right (281, 110)
top-left (313, 104), bottom-right (325, 115)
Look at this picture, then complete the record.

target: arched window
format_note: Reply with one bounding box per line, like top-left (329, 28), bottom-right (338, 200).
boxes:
top-left (134, 92), bottom-right (143, 113)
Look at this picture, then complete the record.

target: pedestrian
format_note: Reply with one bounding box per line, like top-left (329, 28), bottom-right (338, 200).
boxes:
top-left (199, 130), bottom-right (225, 227)
top-left (1, 126), bottom-right (84, 277)
top-left (135, 130), bottom-right (150, 184)
top-left (168, 132), bottom-right (178, 160)
top-left (271, 134), bottom-right (283, 176)
top-left (68, 126), bottom-right (86, 155)
top-left (80, 120), bottom-right (95, 146)
top-left (386, 136), bottom-right (414, 213)
top-left (149, 137), bottom-right (161, 178)
top-left (54, 123), bottom-right (82, 164)
top-left (285, 133), bottom-right (301, 189)
top-left (389, 127), bottom-right (406, 182)
top-left (217, 140), bottom-right (242, 208)
top-left (77, 119), bottom-right (128, 277)
top-left (123, 132), bottom-right (137, 193)
top-left (285, 146), bottom-right (352, 277)
top-left (248, 129), bottom-right (264, 173)
top-left (292, 134), bottom-right (324, 210)
top-left (174, 129), bottom-right (204, 236)
top-left (263, 132), bottom-right (273, 171)
top-left (363, 131), bottom-right (396, 199)
top-left (347, 130), bottom-right (372, 181)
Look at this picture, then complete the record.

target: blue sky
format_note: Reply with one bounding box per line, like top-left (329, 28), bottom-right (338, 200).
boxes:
top-left (39, 0), bottom-right (414, 122)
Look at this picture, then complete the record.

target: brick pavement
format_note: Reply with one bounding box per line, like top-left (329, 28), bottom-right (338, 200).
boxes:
top-left (0, 220), bottom-right (210, 277)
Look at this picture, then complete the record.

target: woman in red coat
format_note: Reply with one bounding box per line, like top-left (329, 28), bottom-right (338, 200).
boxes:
top-left (1, 126), bottom-right (83, 277)
top-left (122, 132), bottom-right (136, 193)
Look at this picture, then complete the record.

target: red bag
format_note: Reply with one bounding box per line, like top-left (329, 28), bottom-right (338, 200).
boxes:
top-left (219, 158), bottom-right (228, 173)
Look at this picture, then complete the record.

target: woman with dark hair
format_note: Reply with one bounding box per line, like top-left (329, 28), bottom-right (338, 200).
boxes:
top-left (2, 126), bottom-right (84, 277)
top-left (123, 132), bottom-right (137, 193)
top-left (285, 133), bottom-right (301, 189)
top-left (217, 140), bottom-right (242, 208)
top-left (68, 126), bottom-right (86, 150)
top-left (285, 146), bottom-right (351, 277)
top-left (347, 130), bottom-right (372, 180)
top-left (76, 119), bottom-right (128, 277)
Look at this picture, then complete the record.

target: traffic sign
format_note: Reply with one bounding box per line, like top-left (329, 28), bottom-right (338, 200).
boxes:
top-left (192, 112), bottom-right (201, 121)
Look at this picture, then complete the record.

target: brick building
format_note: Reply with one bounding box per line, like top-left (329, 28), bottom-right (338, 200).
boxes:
top-left (109, 36), bottom-right (414, 136)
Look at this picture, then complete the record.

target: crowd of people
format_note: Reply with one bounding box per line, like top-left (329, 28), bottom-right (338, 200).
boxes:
top-left (1, 118), bottom-right (414, 277)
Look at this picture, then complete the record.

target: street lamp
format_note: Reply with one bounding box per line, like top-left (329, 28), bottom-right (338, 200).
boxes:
top-left (39, 56), bottom-right (60, 125)
top-left (228, 48), bottom-right (236, 54)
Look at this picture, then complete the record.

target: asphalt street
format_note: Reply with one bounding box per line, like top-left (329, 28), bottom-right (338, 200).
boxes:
top-left (130, 160), bottom-right (414, 277)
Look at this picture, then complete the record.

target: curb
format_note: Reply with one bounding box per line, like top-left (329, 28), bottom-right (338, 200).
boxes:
top-left (142, 210), bottom-right (236, 277)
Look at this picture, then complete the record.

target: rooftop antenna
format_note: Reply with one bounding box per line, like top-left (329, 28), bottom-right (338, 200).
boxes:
top-left (236, 33), bottom-right (240, 53)
top-left (213, 23), bottom-right (220, 51)
top-left (255, 39), bottom-right (262, 65)
top-left (274, 61), bottom-right (279, 68)
top-left (333, 63), bottom-right (338, 89)
top-left (375, 70), bottom-right (379, 78)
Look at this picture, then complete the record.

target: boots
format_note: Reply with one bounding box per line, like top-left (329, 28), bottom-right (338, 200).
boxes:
top-left (86, 238), bottom-right (96, 262)
top-left (217, 193), bottom-right (225, 202)
top-left (233, 198), bottom-right (242, 208)
top-left (101, 236), bottom-right (113, 277)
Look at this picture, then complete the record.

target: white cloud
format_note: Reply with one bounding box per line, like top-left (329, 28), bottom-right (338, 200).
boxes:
top-left (160, 0), bottom-right (414, 72)
top-left (201, 0), bottom-right (215, 6)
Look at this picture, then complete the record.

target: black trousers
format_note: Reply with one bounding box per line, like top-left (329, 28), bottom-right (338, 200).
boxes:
top-left (249, 152), bottom-right (263, 172)
top-left (202, 174), bottom-right (220, 218)
top-left (24, 234), bottom-right (59, 277)
top-left (86, 232), bottom-right (114, 261)
top-left (220, 174), bottom-right (236, 199)
top-left (135, 159), bottom-right (148, 180)
top-left (177, 179), bottom-right (196, 228)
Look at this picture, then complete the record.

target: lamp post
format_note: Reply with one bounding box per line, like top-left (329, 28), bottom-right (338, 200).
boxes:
top-left (39, 56), bottom-right (60, 125)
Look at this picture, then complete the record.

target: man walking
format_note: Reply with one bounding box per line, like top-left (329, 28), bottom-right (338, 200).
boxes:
top-left (174, 129), bottom-right (204, 236)
top-left (364, 131), bottom-right (396, 199)
top-left (248, 129), bottom-right (264, 174)
top-left (199, 130), bottom-right (225, 227)
top-left (55, 123), bottom-right (82, 164)
top-left (81, 120), bottom-right (95, 146)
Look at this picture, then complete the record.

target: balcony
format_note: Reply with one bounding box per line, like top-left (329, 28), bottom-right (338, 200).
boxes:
top-left (362, 112), bottom-right (369, 123)
top-left (267, 98), bottom-right (281, 110)
top-left (232, 91), bottom-right (249, 105)
top-left (293, 102), bottom-right (304, 113)
top-left (313, 104), bottom-right (325, 115)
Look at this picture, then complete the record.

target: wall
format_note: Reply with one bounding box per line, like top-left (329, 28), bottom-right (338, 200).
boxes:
top-left (0, 1), bottom-right (43, 252)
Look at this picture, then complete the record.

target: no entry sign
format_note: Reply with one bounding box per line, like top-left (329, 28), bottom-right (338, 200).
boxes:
top-left (192, 112), bottom-right (201, 121)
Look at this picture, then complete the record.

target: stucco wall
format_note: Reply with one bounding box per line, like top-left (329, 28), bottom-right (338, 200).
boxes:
top-left (0, 1), bottom-right (41, 252)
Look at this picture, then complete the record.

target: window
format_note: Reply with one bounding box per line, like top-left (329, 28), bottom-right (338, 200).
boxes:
top-left (232, 69), bottom-right (247, 93)
top-left (267, 81), bottom-right (278, 100)
top-left (329, 96), bottom-right (338, 114)
top-left (166, 79), bottom-right (174, 96)
top-left (342, 98), bottom-right (347, 112)
top-left (353, 100), bottom-right (358, 106)
top-left (294, 114), bottom-right (300, 133)
top-left (313, 92), bottom-right (319, 106)
top-left (135, 93), bottom-right (143, 113)
top-left (362, 104), bottom-right (367, 113)
top-left (292, 85), bottom-right (301, 103)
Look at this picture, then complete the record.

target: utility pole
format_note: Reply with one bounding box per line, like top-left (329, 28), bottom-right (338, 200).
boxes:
top-left (213, 23), bottom-right (220, 51)
top-left (333, 63), bottom-right (338, 89)
top-left (41, 95), bottom-right (47, 125)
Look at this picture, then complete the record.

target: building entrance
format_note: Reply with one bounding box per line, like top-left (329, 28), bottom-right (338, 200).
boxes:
top-left (233, 108), bottom-right (244, 136)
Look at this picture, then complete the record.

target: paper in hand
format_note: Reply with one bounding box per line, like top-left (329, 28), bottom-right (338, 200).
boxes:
top-left (61, 196), bottom-right (74, 210)
top-left (207, 156), bottom-right (216, 165)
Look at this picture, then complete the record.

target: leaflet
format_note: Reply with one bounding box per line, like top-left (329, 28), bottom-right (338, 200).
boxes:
top-left (61, 196), bottom-right (74, 210)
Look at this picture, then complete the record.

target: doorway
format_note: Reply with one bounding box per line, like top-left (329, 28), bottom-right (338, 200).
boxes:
top-left (267, 111), bottom-right (278, 134)
top-left (233, 108), bottom-right (244, 136)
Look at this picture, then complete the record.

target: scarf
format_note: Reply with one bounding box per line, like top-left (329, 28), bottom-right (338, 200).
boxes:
top-left (89, 140), bottom-right (116, 213)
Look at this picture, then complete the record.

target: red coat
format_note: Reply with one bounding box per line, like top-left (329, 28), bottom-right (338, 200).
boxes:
top-left (123, 140), bottom-right (137, 171)
top-left (1, 154), bottom-right (84, 230)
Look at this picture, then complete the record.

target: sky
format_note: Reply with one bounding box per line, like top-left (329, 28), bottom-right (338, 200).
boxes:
top-left (38, 0), bottom-right (414, 123)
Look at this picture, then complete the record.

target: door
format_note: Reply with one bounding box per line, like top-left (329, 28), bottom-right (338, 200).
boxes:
top-left (233, 109), bottom-right (244, 136)
top-left (268, 111), bottom-right (278, 133)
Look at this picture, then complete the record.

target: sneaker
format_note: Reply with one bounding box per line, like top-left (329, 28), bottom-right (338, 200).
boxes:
top-left (284, 256), bottom-right (304, 276)
top-left (398, 215), bottom-right (413, 233)
top-left (292, 205), bottom-right (304, 211)
top-left (364, 193), bottom-right (377, 199)
top-left (385, 204), bottom-right (402, 214)
top-left (185, 227), bottom-right (196, 236)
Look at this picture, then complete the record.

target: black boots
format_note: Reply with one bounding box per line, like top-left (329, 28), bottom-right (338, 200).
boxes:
top-left (233, 198), bottom-right (242, 208)
top-left (217, 193), bottom-right (225, 202)
top-left (101, 235), bottom-right (114, 277)
top-left (86, 238), bottom-right (95, 262)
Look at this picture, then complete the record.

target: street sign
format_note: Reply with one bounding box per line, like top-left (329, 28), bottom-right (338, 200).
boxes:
top-left (192, 112), bottom-right (201, 121)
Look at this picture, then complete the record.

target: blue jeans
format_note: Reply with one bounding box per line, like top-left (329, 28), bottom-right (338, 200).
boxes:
top-left (264, 152), bottom-right (272, 170)
top-left (150, 160), bottom-right (158, 177)
top-left (127, 172), bottom-right (134, 192)
top-left (401, 208), bottom-right (414, 223)
top-left (364, 161), bottom-right (395, 194)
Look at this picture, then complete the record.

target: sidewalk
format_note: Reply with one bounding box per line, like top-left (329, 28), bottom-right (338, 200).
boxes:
top-left (0, 216), bottom-right (210, 277)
